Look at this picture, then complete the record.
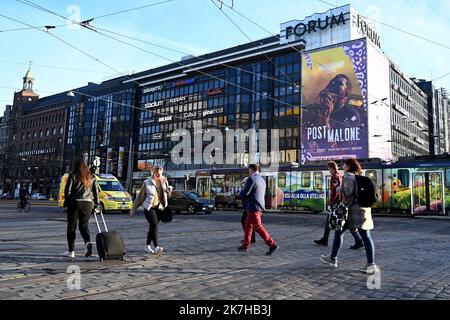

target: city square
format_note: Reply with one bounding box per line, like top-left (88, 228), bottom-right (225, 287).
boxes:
top-left (1, 0), bottom-right (450, 308)
top-left (1, 202), bottom-right (450, 300)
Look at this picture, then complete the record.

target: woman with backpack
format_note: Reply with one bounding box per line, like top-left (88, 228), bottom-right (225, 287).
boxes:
top-left (314, 161), bottom-right (364, 249)
top-left (64, 159), bottom-right (100, 259)
top-left (320, 159), bottom-right (379, 274)
top-left (131, 166), bottom-right (173, 256)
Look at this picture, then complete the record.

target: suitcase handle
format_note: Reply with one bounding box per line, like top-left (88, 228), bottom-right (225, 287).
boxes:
top-left (93, 208), bottom-right (109, 233)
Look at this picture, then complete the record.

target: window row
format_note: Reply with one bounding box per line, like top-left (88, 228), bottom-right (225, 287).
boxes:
top-left (20, 126), bottom-right (64, 140)
top-left (21, 112), bottom-right (65, 129)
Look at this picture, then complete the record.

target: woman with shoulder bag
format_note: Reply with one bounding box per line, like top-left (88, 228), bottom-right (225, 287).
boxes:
top-left (131, 166), bottom-right (173, 256)
top-left (320, 159), bottom-right (379, 274)
top-left (314, 161), bottom-right (364, 249)
top-left (64, 159), bottom-right (100, 259)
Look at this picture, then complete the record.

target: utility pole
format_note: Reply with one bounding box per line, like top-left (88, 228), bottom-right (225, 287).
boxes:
top-left (125, 136), bottom-right (134, 195)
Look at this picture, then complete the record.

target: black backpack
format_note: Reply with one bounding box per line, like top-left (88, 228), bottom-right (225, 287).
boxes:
top-left (355, 175), bottom-right (378, 207)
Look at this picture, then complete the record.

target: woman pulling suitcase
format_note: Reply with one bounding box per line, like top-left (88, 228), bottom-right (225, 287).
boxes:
top-left (131, 166), bottom-right (173, 256)
top-left (64, 159), bottom-right (100, 259)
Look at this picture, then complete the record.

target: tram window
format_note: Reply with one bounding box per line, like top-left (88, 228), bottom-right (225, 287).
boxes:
top-left (278, 173), bottom-right (286, 188)
top-left (365, 170), bottom-right (378, 184)
top-left (397, 170), bottom-right (410, 188)
top-left (313, 172), bottom-right (324, 190)
top-left (301, 172), bottom-right (311, 188)
top-left (445, 169), bottom-right (450, 187)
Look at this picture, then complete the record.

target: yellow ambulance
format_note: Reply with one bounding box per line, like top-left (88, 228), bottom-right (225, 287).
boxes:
top-left (58, 173), bottom-right (133, 213)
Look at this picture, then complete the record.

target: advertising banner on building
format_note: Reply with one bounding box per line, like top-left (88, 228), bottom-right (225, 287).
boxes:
top-left (301, 39), bottom-right (368, 163)
top-left (117, 147), bottom-right (125, 178)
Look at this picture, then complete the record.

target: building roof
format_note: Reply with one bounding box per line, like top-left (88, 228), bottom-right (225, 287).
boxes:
top-left (21, 90), bottom-right (39, 97)
top-left (124, 35), bottom-right (281, 85)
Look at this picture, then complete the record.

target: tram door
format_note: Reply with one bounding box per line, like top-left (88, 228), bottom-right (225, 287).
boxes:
top-left (412, 172), bottom-right (445, 215)
top-left (265, 176), bottom-right (277, 210)
top-left (196, 177), bottom-right (211, 199)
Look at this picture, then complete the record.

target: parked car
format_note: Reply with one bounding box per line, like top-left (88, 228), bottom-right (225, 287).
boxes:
top-left (31, 193), bottom-right (47, 200)
top-left (214, 193), bottom-right (243, 209)
top-left (1, 193), bottom-right (13, 200)
top-left (169, 191), bottom-right (215, 214)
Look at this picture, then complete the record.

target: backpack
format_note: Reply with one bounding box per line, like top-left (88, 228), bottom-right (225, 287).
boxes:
top-left (355, 175), bottom-right (378, 207)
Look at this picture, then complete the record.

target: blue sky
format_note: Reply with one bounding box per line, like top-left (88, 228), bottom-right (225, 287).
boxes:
top-left (1, 0), bottom-right (450, 114)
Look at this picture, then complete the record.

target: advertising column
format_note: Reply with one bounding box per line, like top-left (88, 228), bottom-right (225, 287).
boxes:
top-left (301, 39), bottom-right (368, 163)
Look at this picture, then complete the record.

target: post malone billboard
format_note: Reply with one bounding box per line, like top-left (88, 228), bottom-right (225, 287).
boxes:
top-left (301, 39), bottom-right (368, 163)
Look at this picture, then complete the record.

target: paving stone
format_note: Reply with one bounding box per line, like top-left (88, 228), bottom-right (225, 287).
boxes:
top-left (2, 207), bottom-right (450, 300)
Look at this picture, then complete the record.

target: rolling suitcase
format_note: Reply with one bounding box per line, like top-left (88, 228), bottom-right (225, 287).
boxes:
top-left (93, 208), bottom-right (127, 262)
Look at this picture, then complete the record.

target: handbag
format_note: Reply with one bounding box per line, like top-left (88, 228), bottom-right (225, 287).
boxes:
top-left (328, 201), bottom-right (349, 232)
top-left (157, 206), bottom-right (173, 223)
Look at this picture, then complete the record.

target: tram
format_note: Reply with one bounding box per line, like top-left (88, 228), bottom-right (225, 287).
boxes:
top-left (193, 155), bottom-right (450, 216)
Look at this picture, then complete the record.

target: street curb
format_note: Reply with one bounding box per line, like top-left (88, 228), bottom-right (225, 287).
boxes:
top-left (0, 200), bottom-right (58, 207)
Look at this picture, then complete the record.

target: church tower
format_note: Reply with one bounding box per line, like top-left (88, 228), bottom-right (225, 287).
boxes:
top-left (23, 63), bottom-right (35, 91)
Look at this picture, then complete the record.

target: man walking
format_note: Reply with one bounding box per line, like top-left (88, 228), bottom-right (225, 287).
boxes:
top-left (19, 185), bottom-right (30, 210)
top-left (240, 177), bottom-right (255, 245)
top-left (238, 164), bottom-right (279, 255)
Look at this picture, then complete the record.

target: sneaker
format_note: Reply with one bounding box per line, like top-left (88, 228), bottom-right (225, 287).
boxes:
top-left (65, 251), bottom-right (75, 259)
top-left (85, 242), bottom-right (93, 257)
top-left (155, 246), bottom-right (164, 256)
top-left (266, 244), bottom-right (279, 255)
top-left (238, 245), bottom-right (249, 252)
top-left (320, 255), bottom-right (338, 268)
top-left (360, 264), bottom-right (380, 274)
top-left (350, 241), bottom-right (364, 250)
top-left (145, 245), bottom-right (155, 254)
top-left (314, 238), bottom-right (328, 247)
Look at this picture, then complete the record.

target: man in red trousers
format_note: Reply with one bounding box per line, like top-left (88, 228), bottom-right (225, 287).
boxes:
top-left (238, 164), bottom-right (279, 255)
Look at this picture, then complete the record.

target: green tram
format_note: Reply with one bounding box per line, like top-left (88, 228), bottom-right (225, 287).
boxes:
top-left (194, 155), bottom-right (450, 216)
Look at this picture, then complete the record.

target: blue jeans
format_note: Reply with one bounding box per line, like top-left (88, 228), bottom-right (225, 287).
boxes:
top-left (331, 225), bottom-right (375, 265)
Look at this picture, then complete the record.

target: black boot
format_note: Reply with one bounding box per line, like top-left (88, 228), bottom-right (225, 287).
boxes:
top-left (314, 238), bottom-right (328, 247)
top-left (350, 240), bottom-right (364, 250)
top-left (85, 242), bottom-right (93, 257)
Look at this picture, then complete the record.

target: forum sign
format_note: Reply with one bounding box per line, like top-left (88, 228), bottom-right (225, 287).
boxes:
top-left (280, 4), bottom-right (381, 50)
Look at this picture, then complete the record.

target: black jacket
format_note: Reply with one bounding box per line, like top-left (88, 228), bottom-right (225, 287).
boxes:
top-left (19, 189), bottom-right (30, 199)
top-left (64, 173), bottom-right (99, 206)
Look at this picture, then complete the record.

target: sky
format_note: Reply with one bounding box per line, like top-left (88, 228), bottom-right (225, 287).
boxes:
top-left (1, 0), bottom-right (450, 115)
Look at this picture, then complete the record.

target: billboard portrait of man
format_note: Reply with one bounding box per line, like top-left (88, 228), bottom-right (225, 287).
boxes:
top-left (301, 40), bottom-right (368, 163)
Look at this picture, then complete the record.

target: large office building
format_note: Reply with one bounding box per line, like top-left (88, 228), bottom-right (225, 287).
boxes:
top-left (4, 68), bottom-right (70, 198)
top-left (414, 79), bottom-right (450, 156)
top-left (389, 66), bottom-right (430, 157)
top-left (125, 4), bottom-right (432, 192)
top-left (65, 77), bottom-right (136, 181)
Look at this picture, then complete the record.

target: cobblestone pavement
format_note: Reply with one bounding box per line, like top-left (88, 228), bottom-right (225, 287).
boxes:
top-left (1, 202), bottom-right (450, 300)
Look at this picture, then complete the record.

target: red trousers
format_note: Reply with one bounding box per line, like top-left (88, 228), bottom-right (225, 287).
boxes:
top-left (243, 211), bottom-right (276, 249)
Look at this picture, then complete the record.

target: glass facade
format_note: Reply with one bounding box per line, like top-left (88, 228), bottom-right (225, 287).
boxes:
top-left (66, 88), bottom-right (134, 181)
top-left (137, 51), bottom-right (302, 174)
